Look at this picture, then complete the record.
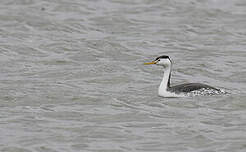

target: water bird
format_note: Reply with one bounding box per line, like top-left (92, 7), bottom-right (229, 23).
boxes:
top-left (144, 55), bottom-right (223, 97)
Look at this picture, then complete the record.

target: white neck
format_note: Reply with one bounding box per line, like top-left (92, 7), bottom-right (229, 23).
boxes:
top-left (158, 65), bottom-right (171, 96)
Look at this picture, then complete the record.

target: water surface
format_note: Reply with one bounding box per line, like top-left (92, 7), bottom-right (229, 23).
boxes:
top-left (0, 0), bottom-right (246, 152)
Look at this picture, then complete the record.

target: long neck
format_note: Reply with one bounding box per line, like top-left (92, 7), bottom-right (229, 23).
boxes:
top-left (158, 65), bottom-right (171, 93)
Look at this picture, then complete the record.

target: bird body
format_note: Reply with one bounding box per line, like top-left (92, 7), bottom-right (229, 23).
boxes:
top-left (168, 83), bottom-right (219, 93)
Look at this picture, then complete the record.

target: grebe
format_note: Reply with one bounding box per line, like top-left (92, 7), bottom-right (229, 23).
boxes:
top-left (144, 55), bottom-right (222, 97)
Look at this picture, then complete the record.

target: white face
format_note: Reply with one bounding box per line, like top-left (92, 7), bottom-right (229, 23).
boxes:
top-left (155, 58), bottom-right (171, 67)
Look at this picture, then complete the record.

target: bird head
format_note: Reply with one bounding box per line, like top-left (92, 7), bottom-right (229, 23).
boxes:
top-left (144, 55), bottom-right (172, 68)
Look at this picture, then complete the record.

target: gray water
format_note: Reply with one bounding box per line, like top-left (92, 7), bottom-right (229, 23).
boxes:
top-left (0, 0), bottom-right (246, 152)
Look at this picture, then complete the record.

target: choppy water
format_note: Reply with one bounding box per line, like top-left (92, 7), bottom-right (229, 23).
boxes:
top-left (0, 0), bottom-right (246, 152)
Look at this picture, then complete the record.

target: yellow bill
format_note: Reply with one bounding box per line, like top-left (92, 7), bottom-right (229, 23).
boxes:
top-left (144, 61), bottom-right (156, 65)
